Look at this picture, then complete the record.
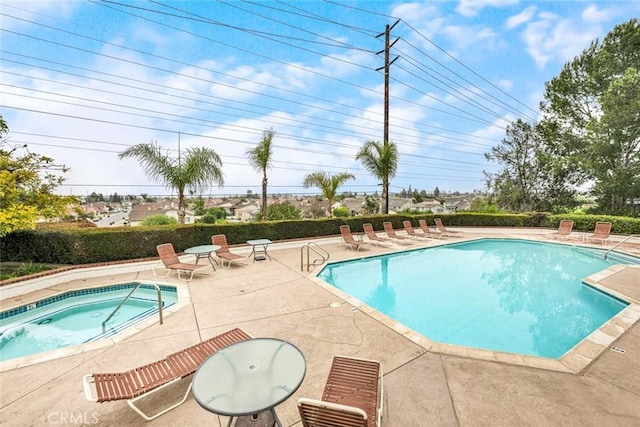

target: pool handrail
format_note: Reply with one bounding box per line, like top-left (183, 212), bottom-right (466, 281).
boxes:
top-left (102, 282), bottom-right (163, 333)
top-left (605, 234), bottom-right (640, 260)
top-left (300, 242), bottom-right (330, 272)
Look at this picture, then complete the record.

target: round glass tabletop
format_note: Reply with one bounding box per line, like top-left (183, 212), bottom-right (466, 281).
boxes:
top-left (192, 338), bottom-right (306, 416)
top-left (184, 245), bottom-right (220, 254)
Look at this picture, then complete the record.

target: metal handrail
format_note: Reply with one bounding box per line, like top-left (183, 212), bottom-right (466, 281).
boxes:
top-left (604, 234), bottom-right (640, 260)
top-left (300, 242), bottom-right (330, 272)
top-left (102, 283), bottom-right (163, 333)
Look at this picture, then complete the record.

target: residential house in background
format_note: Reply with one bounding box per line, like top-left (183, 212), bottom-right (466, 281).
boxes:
top-left (333, 198), bottom-right (364, 215)
top-left (127, 203), bottom-right (195, 226)
top-left (231, 202), bottom-right (260, 222)
top-left (444, 198), bottom-right (472, 212)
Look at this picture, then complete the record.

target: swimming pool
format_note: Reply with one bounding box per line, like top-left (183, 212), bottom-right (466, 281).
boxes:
top-left (317, 239), bottom-right (636, 359)
top-left (0, 282), bottom-right (178, 361)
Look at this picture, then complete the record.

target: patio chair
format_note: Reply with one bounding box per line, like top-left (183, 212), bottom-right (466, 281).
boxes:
top-left (383, 221), bottom-right (414, 245)
top-left (153, 243), bottom-right (210, 281)
top-left (211, 234), bottom-right (246, 268)
top-left (83, 328), bottom-right (252, 421)
top-left (298, 355), bottom-right (383, 427)
top-left (340, 225), bottom-right (369, 251)
top-left (418, 219), bottom-right (441, 238)
top-left (551, 220), bottom-right (574, 240)
top-left (362, 223), bottom-right (394, 246)
top-left (403, 220), bottom-right (430, 239)
top-left (434, 218), bottom-right (463, 237)
top-left (586, 221), bottom-right (612, 244)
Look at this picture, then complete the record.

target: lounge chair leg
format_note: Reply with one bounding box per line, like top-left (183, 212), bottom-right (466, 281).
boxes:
top-left (127, 379), bottom-right (192, 421)
top-left (152, 263), bottom-right (172, 279)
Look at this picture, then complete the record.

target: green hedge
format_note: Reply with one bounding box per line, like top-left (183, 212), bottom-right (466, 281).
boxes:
top-left (548, 214), bottom-right (640, 234)
top-left (2, 213), bottom-right (639, 265)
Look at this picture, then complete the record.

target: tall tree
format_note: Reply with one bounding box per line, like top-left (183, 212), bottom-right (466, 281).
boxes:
top-left (246, 128), bottom-right (275, 220)
top-left (0, 116), bottom-right (78, 236)
top-left (540, 18), bottom-right (640, 213)
top-left (355, 140), bottom-right (398, 214)
top-left (260, 202), bottom-right (301, 220)
top-left (302, 171), bottom-right (355, 217)
top-left (119, 141), bottom-right (224, 224)
top-left (485, 119), bottom-right (577, 212)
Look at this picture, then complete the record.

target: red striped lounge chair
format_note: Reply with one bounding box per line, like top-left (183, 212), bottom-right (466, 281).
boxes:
top-left (586, 221), bottom-right (612, 244)
top-left (418, 219), bottom-right (442, 238)
top-left (551, 220), bottom-right (574, 240)
top-left (211, 234), bottom-right (246, 268)
top-left (298, 355), bottom-right (383, 427)
top-left (434, 218), bottom-right (463, 237)
top-left (83, 328), bottom-right (252, 420)
top-left (402, 220), bottom-right (430, 239)
top-left (153, 243), bottom-right (210, 281)
top-left (383, 222), bottom-right (414, 245)
top-left (362, 223), bottom-right (394, 246)
top-left (340, 225), bottom-right (369, 251)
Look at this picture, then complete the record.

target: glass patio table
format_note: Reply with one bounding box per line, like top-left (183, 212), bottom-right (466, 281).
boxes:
top-left (184, 244), bottom-right (220, 270)
top-left (246, 239), bottom-right (273, 262)
top-left (192, 338), bottom-right (306, 427)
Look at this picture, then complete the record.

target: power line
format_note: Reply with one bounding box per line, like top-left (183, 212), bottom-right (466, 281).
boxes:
top-left (86, 3), bottom-right (512, 128)
top-left (1, 9), bottom-right (508, 144)
top-left (1, 1), bottom-right (515, 194)
top-left (0, 69), bottom-right (495, 153)
top-left (321, 0), bottom-right (536, 119)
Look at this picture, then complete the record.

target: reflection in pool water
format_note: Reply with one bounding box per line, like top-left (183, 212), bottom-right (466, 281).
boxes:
top-left (317, 239), bottom-right (634, 358)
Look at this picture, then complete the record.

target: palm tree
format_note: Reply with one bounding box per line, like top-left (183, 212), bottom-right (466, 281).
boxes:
top-left (355, 140), bottom-right (398, 214)
top-left (302, 171), bottom-right (355, 217)
top-left (246, 128), bottom-right (275, 220)
top-left (119, 141), bottom-right (224, 224)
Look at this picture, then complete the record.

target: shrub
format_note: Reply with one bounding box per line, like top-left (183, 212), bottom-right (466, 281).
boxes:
top-left (200, 213), bottom-right (218, 224)
top-left (141, 214), bottom-right (178, 226)
top-left (0, 262), bottom-right (51, 280)
top-left (4, 212), bottom-right (640, 265)
top-left (332, 206), bottom-right (350, 217)
top-left (258, 202), bottom-right (302, 220)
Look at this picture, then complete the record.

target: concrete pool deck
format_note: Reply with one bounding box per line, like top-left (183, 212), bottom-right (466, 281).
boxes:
top-left (1, 229), bottom-right (639, 426)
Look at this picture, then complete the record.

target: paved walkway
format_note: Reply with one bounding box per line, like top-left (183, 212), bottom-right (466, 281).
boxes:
top-left (1, 229), bottom-right (639, 426)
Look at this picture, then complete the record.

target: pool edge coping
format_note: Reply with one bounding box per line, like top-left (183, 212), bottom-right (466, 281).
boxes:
top-left (0, 279), bottom-right (191, 373)
top-left (309, 238), bottom-right (640, 374)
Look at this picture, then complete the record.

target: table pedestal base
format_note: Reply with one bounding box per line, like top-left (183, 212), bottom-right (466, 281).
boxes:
top-left (234, 410), bottom-right (275, 427)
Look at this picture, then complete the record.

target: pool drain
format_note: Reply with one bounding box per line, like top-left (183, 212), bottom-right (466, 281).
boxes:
top-left (611, 347), bottom-right (625, 354)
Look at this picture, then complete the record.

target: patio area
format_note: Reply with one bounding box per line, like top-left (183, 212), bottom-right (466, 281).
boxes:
top-left (1, 229), bottom-right (639, 426)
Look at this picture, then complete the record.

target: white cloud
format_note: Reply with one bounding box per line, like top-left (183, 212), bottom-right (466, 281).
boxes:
top-left (391, 2), bottom-right (500, 57)
top-left (456, 0), bottom-right (519, 18)
top-left (442, 24), bottom-right (499, 53)
top-left (581, 5), bottom-right (611, 23)
top-left (391, 2), bottom-right (440, 23)
top-left (522, 15), bottom-right (601, 68)
top-left (505, 6), bottom-right (537, 30)
top-left (496, 79), bottom-right (513, 91)
top-left (0, 1), bottom-right (79, 31)
top-left (390, 2), bottom-right (447, 42)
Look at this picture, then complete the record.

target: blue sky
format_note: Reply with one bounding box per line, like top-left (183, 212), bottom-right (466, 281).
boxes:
top-left (2, 0), bottom-right (638, 199)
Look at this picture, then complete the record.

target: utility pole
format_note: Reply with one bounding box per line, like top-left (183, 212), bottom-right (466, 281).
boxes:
top-left (376, 20), bottom-right (400, 214)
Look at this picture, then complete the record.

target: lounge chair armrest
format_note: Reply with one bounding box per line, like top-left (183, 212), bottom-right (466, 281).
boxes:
top-left (297, 397), bottom-right (368, 422)
top-left (83, 374), bottom-right (98, 402)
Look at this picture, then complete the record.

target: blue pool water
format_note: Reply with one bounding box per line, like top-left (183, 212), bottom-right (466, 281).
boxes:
top-left (317, 239), bottom-right (635, 358)
top-left (0, 283), bottom-right (177, 361)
